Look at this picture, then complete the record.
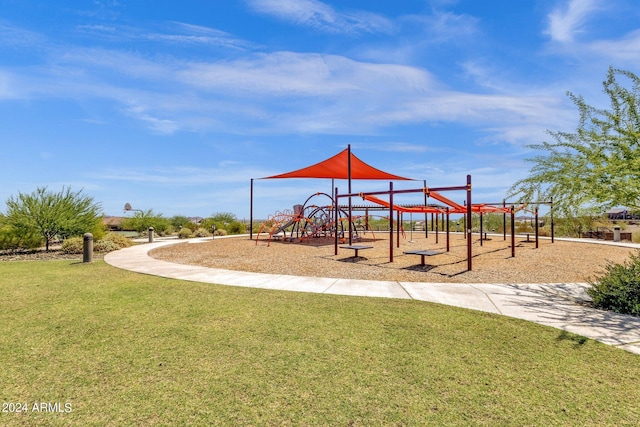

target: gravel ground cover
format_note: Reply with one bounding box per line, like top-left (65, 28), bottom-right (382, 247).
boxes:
top-left (150, 232), bottom-right (637, 284)
top-left (0, 248), bottom-right (104, 262)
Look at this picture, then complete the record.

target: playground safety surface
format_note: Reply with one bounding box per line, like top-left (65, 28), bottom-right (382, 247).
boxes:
top-left (149, 233), bottom-right (638, 284)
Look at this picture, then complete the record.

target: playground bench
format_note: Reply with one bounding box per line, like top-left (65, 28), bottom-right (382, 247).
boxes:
top-left (403, 249), bottom-right (443, 265)
top-left (340, 245), bottom-right (373, 258)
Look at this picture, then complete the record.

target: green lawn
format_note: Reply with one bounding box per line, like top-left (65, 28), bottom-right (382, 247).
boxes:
top-left (1, 260), bottom-right (639, 426)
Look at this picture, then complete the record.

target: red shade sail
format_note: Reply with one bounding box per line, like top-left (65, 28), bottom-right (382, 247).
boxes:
top-left (261, 148), bottom-right (411, 180)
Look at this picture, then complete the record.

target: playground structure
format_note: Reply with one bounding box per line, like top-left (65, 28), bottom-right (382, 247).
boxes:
top-left (335, 176), bottom-right (475, 269)
top-left (255, 182), bottom-right (553, 273)
top-left (250, 145), bottom-right (554, 273)
top-left (255, 192), bottom-right (365, 246)
top-left (255, 180), bottom-right (554, 272)
top-left (255, 176), bottom-right (477, 268)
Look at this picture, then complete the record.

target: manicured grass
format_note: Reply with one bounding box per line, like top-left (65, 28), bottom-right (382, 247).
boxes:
top-left (1, 260), bottom-right (639, 425)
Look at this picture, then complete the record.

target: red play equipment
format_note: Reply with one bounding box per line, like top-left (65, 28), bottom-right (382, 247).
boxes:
top-left (261, 146), bottom-right (409, 181)
top-left (254, 192), bottom-right (371, 246)
top-left (250, 145), bottom-right (554, 273)
top-left (334, 176), bottom-right (475, 270)
top-left (250, 145), bottom-right (412, 240)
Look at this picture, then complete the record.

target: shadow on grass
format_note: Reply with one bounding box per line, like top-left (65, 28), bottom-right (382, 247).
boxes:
top-left (557, 330), bottom-right (589, 346)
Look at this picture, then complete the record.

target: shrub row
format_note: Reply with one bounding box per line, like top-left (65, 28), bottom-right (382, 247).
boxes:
top-left (61, 233), bottom-right (133, 254)
top-left (177, 227), bottom-right (214, 239)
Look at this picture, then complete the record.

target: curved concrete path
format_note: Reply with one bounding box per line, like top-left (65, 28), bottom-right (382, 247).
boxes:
top-left (105, 237), bottom-right (640, 355)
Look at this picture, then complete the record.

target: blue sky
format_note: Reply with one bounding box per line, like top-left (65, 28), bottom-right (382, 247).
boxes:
top-left (1, 0), bottom-right (640, 220)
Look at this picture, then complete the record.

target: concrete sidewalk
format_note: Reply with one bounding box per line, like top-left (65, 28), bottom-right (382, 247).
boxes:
top-left (104, 237), bottom-right (640, 355)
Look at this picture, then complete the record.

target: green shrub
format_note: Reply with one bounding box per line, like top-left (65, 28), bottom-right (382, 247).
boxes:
top-left (588, 250), bottom-right (640, 316)
top-left (213, 229), bottom-right (227, 237)
top-left (226, 221), bottom-right (246, 234)
top-left (61, 237), bottom-right (84, 254)
top-left (178, 228), bottom-right (194, 239)
top-left (194, 228), bottom-right (211, 238)
top-left (201, 213), bottom-right (247, 235)
top-left (0, 224), bottom-right (43, 251)
top-left (93, 239), bottom-right (120, 253)
top-left (101, 232), bottom-right (133, 249)
top-left (92, 223), bottom-right (108, 241)
top-left (61, 233), bottom-right (132, 254)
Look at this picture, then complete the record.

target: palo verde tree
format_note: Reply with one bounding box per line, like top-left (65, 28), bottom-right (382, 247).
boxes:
top-left (0, 212), bottom-right (42, 250)
top-left (5, 186), bottom-right (103, 251)
top-left (120, 209), bottom-right (171, 234)
top-left (508, 67), bottom-right (640, 217)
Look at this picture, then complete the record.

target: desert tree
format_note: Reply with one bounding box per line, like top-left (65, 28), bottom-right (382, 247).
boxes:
top-left (5, 186), bottom-right (102, 251)
top-left (120, 209), bottom-right (171, 234)
top-left (508, 67), bottom-right (640, 217)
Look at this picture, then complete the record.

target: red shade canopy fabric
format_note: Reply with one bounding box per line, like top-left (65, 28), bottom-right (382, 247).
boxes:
top-left (261, 148), bottom-right (411, 180)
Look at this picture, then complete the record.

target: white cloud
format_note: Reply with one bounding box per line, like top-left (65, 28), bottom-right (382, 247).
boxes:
top-left (0, 19), bottom-right (577, 145)
top-left (544, 0), bottom-right (601, 43)
top-left (124, 105), bottom-right (179, 135)
top-left (354, 142), bottom-right (434, 153)
top-left (246, 0), bottom-right (393, 34)
top-left (405, 10), bottom-right (479, 43)
top-left (76, 21), bottom-right (253, 50)
top-left (0, 71), bottom-right (18, 99)
top-left (403, 91), bottom-right (574, 144)
top-left (132, 50), bottom-right (572, 141)
top-left (97, 165), bottom-right (267, 186)
top-left (0, 22), bottom-right (46, 49)
top-left (178, 51), bottom-right (436, 97)
top-left (2, 41), bottom-right (573, 144)
top-left (588, 29), bottom-right (640, 64)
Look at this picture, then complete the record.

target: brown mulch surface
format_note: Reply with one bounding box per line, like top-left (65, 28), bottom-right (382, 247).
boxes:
top-left (149, 233), bottom-right (638, 284)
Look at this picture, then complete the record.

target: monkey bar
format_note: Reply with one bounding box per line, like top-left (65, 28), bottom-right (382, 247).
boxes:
top-left (359, 194), bottom-right (445, 214)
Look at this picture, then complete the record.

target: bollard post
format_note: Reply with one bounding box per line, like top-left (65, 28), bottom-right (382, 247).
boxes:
top-left (148, 227), bottom-right (154, 243)
top-left (83, 233), bottom-right (93, 263)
